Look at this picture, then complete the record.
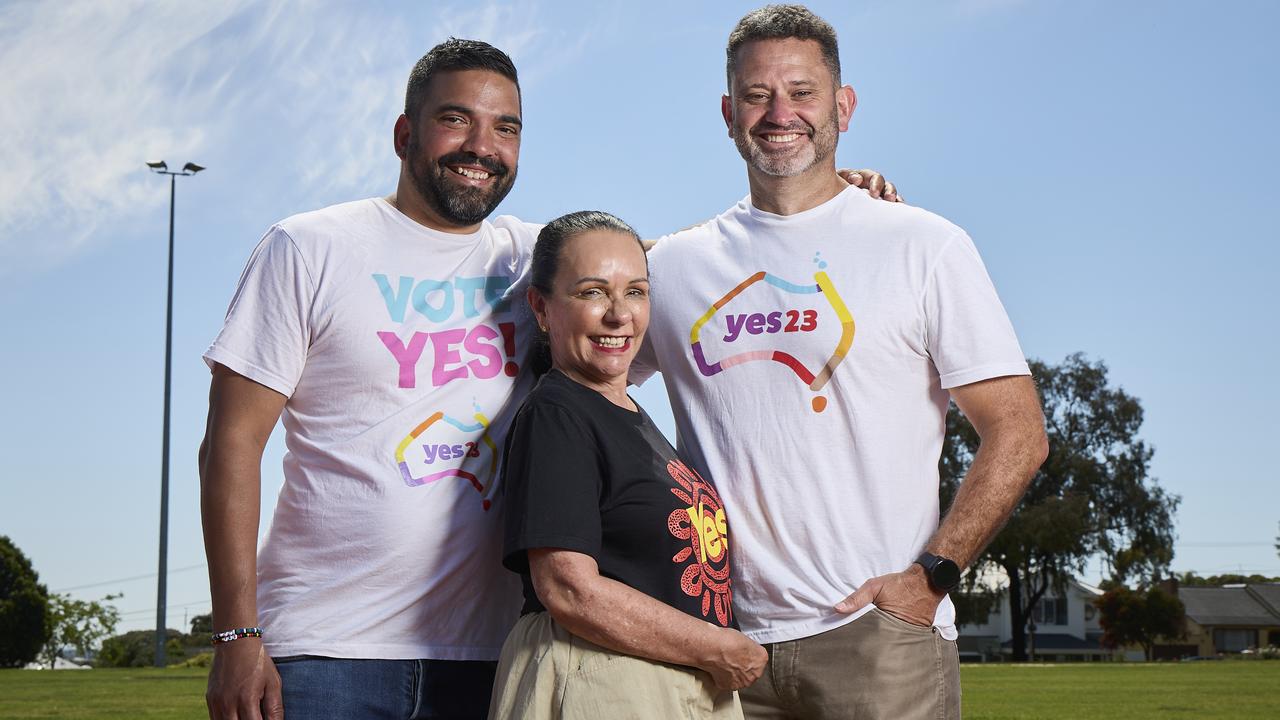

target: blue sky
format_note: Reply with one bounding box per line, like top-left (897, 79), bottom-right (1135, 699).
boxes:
top-left (1, 0), bottom-right (1276, 633)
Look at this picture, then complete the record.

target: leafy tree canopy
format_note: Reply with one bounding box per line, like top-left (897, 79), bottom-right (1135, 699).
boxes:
top-left (1097, 585), bottom-right (1185, 661)
top-left (1176, 572), bottom-right (1280, 586)
top-left (189, 612), bottom-right (213, 636)
top-left (97, 629), bottom-right (185, 668)
top-left (0, 535), bottom-right (51, 667)
top-left (40, 592), bottom-right (121, 668)
top-left (942, 353), bottom-right (1179, 660)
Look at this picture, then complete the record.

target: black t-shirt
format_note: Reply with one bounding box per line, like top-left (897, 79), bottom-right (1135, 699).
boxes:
top-left (501, 369), bottom-right (736, 628)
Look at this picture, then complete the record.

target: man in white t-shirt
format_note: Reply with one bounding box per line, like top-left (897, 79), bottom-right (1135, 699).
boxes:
top-left (199, 35), bottom-right (897, 720)
top-left (631, 6), bottom-right (1049, 719)
top-left (199, 40), bottom-right (540, 720)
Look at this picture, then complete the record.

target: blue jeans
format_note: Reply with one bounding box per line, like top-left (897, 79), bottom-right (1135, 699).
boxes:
top-left (273, 656), bottom-right (498, 720)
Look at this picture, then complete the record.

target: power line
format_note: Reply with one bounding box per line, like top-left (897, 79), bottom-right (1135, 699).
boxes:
top-left (117, 599), bottom-right (211, 619)
top-left (53, 563), bottom-right (207, 593)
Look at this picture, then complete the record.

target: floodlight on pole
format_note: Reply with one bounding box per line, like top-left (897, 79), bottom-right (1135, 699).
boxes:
top-left (146, 159), bottom-right (205, 667)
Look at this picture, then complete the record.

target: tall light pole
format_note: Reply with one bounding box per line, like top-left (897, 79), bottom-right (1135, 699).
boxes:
top-left (146, 160), bottom-right (204, 667)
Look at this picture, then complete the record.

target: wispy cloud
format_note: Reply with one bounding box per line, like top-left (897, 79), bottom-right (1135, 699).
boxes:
top-left (0, 1), bottom-right (247, 269)
top-left (0, 0), bottom-right (586, 274)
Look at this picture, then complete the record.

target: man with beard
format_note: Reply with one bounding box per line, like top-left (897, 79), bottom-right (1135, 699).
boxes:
top-left (199, 33), bottom-right (897, 720)
top-left (630, 6), bottom-right (1049, 719)
top-left (199, 40), bottom-right (535, 720)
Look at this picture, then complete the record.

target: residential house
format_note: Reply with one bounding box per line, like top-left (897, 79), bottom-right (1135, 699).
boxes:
top-left (957, 578), bottom-right (1115, 662)
top-left (1167, 583), bottom-right (1280, 657)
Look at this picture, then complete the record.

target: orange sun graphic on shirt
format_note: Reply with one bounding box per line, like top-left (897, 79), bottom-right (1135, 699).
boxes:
top-left (666, 460), bottom-right (732, 626)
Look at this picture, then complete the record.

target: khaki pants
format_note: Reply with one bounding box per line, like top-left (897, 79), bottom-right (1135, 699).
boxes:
top-left (488, 611), bottom-right (743, 720)
top-left (740, 609), bottom-right (961, 720)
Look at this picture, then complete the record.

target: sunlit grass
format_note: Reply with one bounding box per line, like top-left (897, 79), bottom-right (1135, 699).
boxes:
top-left (1, 661), bottom-right (1277, 718)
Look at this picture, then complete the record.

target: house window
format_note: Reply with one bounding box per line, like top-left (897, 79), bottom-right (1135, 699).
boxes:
top-left (1032, 597), bottom-right (1068, 626)
top-left (1212, 628), bottom-right (1257, 653)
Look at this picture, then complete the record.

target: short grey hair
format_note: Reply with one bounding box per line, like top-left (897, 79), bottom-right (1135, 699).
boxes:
top-left (725, 4), bottom-right (841, 90)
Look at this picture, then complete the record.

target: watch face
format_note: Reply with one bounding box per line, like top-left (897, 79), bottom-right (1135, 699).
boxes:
top-left (934, 558), bottom-right (961, 591)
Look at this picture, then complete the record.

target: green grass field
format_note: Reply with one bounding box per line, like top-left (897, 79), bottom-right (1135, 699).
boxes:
top-left (961, 662), bottom-right (1279, 719)
top-left (0, 667), bottom-right (207, 719)
top-left (1, 662), bottom-right (1277, 719)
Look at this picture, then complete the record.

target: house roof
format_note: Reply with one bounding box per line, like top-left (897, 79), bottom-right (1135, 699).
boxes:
top-left (1179, 586), bottom-right (1280, 627)
top-left (1247, 584), bottom-right (1280, 615)
top-left (1000, 633), bottom-right (1104, 651)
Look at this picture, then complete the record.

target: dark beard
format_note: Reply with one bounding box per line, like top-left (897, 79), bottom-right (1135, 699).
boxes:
top-left (407, 140), bottom-right (517, 226)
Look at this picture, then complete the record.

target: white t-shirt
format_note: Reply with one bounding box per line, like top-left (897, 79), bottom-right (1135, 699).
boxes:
top-left (631, 185), bottom-right (1029, 644)
top-left (204, 198), bottom-right (540, 660)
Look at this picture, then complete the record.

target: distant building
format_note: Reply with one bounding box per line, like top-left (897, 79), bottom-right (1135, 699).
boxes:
top-left (23, 657), bottom-right (90, 670)
top-left (958, 577), bottom-right (1280, 662)
top-left (1163, 583), bottom-right (1280, 657)
top-left (957, 578), bottom-right (1115, 662)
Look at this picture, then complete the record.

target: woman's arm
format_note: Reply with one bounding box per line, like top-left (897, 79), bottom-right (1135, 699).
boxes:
top-left (529, 548), bottom-right (767, 690)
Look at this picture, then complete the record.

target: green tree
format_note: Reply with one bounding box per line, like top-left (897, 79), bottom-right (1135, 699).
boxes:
top-left (1097, 585), bottom-right (1185, 660)
top-left (0, 535), bottom-right (51, 667)
top-left (40, 593), bottom-right (121, 667)
top-left (97, 629), bottom-right (185, 668)
top-left (189, 612), bottom-right (213, 637)
top-left (941, 353), bottom-right (1179, 661)
top-left (1176, 571), bottom-right (1280, 586)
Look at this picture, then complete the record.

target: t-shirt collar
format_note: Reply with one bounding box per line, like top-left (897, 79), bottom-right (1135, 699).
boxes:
top-left (373, 196), bottom-right (490, 244)
top-left (743, 183), bottom-right (861, 224)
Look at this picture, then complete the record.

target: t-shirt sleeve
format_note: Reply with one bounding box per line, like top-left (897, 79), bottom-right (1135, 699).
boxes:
top-left (501, 401), bottom-right (604, 573)
top-left (923, 231), bottom-right (1030, 389)
top-left (202, 226), bottom-right (314, 397)
top-left (628, 236), bottom-right (674, 386)
top-left (628, 332), bottom-right (660, 386)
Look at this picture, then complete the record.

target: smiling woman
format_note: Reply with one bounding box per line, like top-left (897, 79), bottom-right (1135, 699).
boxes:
top-left (489, 211), bottom-right (766, 719)
top-left (526, 211), bottom-right (651, 403)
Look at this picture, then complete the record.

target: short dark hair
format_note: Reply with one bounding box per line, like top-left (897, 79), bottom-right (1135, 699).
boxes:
top-left (528, 211), bottom-right (646, 376)
top-left (530, 211), bottom-right (644, 295)
top-left (725, 4), bottom-right (841, 89)
top-left (405, 38), bottom-right (520, 122)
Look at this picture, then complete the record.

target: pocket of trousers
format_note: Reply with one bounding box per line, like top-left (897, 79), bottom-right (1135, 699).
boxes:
top-left (870, 607), bottom-right (936, 635)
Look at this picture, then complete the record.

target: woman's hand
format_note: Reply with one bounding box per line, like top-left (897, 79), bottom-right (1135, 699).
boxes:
top-left (700, 627), bottom-right (768, 690)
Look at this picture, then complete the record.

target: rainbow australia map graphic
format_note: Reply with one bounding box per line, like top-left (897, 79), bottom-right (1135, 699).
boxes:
top-left (689, 255), bottom-right (854, 412)
top-left (394, 402), bottom-right (499, 510)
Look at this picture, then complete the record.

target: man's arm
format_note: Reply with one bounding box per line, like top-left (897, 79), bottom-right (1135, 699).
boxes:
top-left (835, 374), bottom-right (1048, 624)
top-left (199, 363), bottom-right (288, 720)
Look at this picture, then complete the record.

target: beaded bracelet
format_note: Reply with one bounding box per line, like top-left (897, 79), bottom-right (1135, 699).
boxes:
top-left (211, 627), bottom-right (263, 645)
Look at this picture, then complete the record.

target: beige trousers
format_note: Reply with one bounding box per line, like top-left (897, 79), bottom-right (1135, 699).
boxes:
top-left (488, 611), bottom-right (743, 720)
top-left (740, 608), bottom-right (961, 720)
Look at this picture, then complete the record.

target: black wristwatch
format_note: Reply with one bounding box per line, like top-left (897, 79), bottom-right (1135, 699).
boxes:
top-left (914, 552), bottom-right (961, 594)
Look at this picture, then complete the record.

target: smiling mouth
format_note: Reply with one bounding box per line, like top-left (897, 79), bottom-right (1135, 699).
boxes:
top-left (449, 166), bottom-right (491, 180)
top-left (761, 132), bottom-right (803, 143)
top-left (592, 336), bottom-right (629, 349)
